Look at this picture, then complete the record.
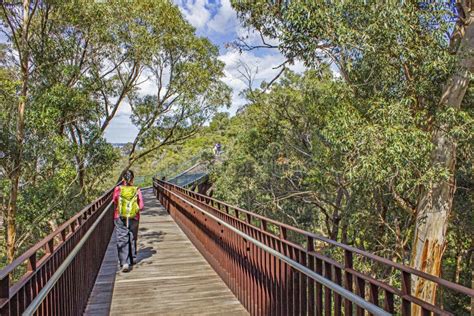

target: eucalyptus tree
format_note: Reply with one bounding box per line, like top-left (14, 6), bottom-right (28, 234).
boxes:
top-left (1, 0), bottom-right (123, 261)
top-left (231, 1), bottom-right (473, 306)
top-left (1, 0), bottom-right (38, 263)
top-left (124, 1), bottom-right (230, 169)
top-left (0, 0), bottom-right (227, 263)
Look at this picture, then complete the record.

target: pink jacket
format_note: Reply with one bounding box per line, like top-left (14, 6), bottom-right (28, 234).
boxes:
top-left (113, 185), bottom-right (144, 220)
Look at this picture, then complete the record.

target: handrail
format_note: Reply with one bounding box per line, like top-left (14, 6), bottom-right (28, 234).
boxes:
top-left (155, 151), bottom-right (205, 180)
top-left (155, 179), bottom-right (473, 315)
top-left (22, 201), bottom-right (113, 315)
top-left (155, 181), bottom-right (391, 316)
top-left (167, 162), bottom-right (202, 182)
top-left (0, 188), bottom-right (114, 315)
top-left (179, 172), bottom-right (209, 188)
top-left (0, 189), bottom-right (112, 280)
top-left (160, 180), bottom-right (474, 298)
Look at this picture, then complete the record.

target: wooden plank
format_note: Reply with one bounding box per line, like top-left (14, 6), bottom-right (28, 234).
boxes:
top-left (84, 189), bottom-right (248, 316)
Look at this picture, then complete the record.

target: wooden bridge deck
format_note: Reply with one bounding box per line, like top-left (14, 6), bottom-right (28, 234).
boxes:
top-left (84, 188), bottom-right (248, 316)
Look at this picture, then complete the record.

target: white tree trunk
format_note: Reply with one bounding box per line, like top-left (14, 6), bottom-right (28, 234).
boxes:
top-left (411, 9), bottom-right (473, 313)
top-left (6, 0), bottom-right (30, 262)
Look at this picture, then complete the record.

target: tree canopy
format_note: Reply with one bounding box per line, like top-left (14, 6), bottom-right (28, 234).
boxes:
top-left (0, 0), bottom-right (229, 265)
top-left (0, 1), bottom-right (472, 313)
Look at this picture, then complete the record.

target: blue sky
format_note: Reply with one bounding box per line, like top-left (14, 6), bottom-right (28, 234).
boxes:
top-left (104, 0), bottom-right (305, 143)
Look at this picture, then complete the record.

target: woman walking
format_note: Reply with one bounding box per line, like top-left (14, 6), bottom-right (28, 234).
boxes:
top-left (113, 170), bottom-right (144, 272)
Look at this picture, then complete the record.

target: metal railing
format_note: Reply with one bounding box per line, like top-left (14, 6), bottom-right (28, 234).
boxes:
top-left (0, 189), bottom-right (114, 316)
top-left (154, 179), bottom-right (474, 316)
top-left (154, 151), bottom-right (205, 181)
top-left (167, 162), bottom-right (208, 188)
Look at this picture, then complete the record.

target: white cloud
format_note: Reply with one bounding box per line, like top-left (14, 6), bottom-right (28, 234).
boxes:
top-left (105, 0), bottom-right (309, 142)
top-left (207, 0), bottom-right (239, 34)
top-left (176, 0), bottom-right (211, 29)
top-left (132, 68), bottom-right (174, 101)
top-left (176, 0), bottom-right (240, 37)
top-left (235, 26), bottom-right (281, 49)
top-left (104, 103), bottom-right (139, 143)
top-left (218, 48), bottom-right (307, 114)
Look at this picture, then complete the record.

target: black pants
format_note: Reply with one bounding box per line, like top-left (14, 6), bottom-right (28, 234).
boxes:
top-left (115, 218), bottom-right (139, 266)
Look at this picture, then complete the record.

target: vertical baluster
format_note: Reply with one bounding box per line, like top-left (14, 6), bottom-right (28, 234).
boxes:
top-left (0, 275), bottom-right (10, 316)
top-left (245, 215), bottom-right (256, 315)
top-left (274, 236), bottom-right (282, 316)
top-left (258, 227), bottom-right (265, 316)
top-left (334, 266), bottom-right (342, 316)
top-left (18, 287), bottom-right (25, 315)
top-left (344, 250), bottom-right (353, 316)
top-left (355, 276), bottom-right (365, 316)
top-left (26, 251), bottom-right (36, 312)
top-left (300, 249), bottom-right (307, 316)
top-left (315, 257), bottom-right (323, 316)
top-left (254, 225), bottom-right (261, 316)
top-left (307, 236), bottom-right (315, 316)
top-left (242, 223), bottom-right (249, 311)
top-left (269, 235), bottom-right (277, 316)
top-left (10, 293), bottom-right (18, 316)
top-left (229, 219), bottom-right (234, 294)
top-left (232, 218), bottom-right (239, 300)
top-left (248, 222), bottom-right (257, 316)
top-left (261, 220), bottom-right (270, 316)
top-left (280, 227), bottom-right (289, 316)
top-left (249, 226), bottom-right (255, 315)
top-left (383, 290), bottom-right (394, 314)
top-left (401, 271), bottom-right (411, 316)
top-left (240, 221), bottom-right (246, 310)
top-left (324, 262), bottom-right (332, 316)
top-left (369, 283), bottom-right (379, 315)
top-left (24, 280), bottom-right (32, 314)
top-left (293, 246), bottom-right (300, 316)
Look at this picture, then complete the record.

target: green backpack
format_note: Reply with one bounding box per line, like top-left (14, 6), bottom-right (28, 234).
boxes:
top-left (118, 186), bottom-right (139, 219)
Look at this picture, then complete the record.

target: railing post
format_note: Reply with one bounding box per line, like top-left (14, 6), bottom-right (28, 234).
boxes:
top-left (28, 253), bottom-right (37, 272)
top-left (324, 261), bottom-right (333, 316)
top-left (46, 239), bottom-right (54, 254)
top-left (344, 250), bottom-right (353, 316)
top-left (315, 257), bottom-right (323, 316)
top-left (0, 276), bottom-right (9, 301)
top-left (260, 219), bottom-right (267, 232)
top-left (279, 227), bottom-right (292, 315)
top-left (355, 276), bottom-right (365, 316)
top-left (384, 289), bottom-right (394, 313)
top-left (307, 236), bottom-right (315, 316)
top-left (60, 230), bottom-right (67, 242)
top-left (401, 271), bottom-right (411, 316)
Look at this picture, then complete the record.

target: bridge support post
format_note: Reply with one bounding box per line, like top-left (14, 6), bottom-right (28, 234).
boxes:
top-left (0, 276), bottom-right (9, 314)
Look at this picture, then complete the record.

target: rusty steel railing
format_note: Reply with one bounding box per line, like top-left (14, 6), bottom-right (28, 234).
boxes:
top-left (0, 189), bottom-right (113, 316)
top-left (154, 179), bottom-right (474, 316)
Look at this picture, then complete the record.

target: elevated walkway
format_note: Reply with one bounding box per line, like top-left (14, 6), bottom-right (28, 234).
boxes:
top-left (2, 181), bottom-right (472, 315)
top-left (167, 162), bottom-right (208, 188)
top-left (84, 189), bottom-right (248, 315)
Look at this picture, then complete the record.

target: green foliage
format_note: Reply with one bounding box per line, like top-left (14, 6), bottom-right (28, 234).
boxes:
top-left (0, 0), bottom-right (229, 267)
top-left (133, 111), bottom-right (234, 182)
top-left (221, 2), bottom-right (472, 313)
